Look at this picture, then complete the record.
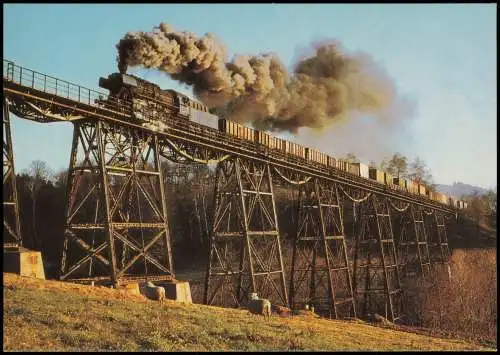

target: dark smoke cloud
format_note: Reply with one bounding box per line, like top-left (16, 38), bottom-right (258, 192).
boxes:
top-left (117, 23), bottom-right (410, 133)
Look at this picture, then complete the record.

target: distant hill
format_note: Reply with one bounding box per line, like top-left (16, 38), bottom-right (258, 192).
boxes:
top-left (435, 182), bottom-right (490, 199)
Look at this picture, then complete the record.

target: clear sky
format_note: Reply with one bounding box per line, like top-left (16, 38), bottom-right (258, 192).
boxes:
top-left (3, 4), bottom-right (497, 189)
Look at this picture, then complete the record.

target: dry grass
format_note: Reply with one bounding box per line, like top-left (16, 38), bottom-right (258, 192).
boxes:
top-left (3, 273), bottom-right (494, 352)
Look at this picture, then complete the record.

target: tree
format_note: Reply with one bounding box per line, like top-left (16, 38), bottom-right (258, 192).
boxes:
top-left (386, 152), bottom-right (408, 178)
top-left (484, 189), bottom-right (497, 214)
top-left (345, 153), bottom-right (359, 163)
top-left (24, 160), bottom-right (53, 251)
top-left (54, 169), bottom-right (69, 189)
top-left (408, 156), bottom-right (433, 187)
top-left (464, 192), bottom-right (489, 234)
top-left (379, 158), bottom-right (389, 171)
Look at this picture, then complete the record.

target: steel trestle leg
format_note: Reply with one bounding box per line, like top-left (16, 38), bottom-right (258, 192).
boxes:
top-left (204, 158), bottom-right (288, 308)
top-left (3, 98), bottom-right (22, 247)
top-left (59, 120), bottom-right (173, 286)
top-left (289, 179), bottom-right (356, 319)
top-left (353, 195), bottom-right (403, 322)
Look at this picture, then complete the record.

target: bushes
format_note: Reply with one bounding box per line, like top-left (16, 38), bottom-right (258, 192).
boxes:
top-left (405, 248), bottom-right (497, 346)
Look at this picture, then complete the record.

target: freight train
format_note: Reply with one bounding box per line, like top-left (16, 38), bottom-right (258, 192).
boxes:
top-left (97, 72), bottom-right (468, 210)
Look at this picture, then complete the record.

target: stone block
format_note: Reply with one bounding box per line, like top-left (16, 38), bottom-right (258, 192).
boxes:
top-left (3, 248), bottom-right (45, 279)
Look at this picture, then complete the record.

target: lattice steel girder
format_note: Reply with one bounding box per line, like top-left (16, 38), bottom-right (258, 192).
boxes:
top-left (59, 120), bottom-right (173, 285)
top-left (353, 195), bottom-right (403, 322)
top-left (3, 98), bottom-right (22, 246)
top-left (289, 179), bottom-right (356, 319)
top-left (204, 158), bottom-right (288, 308)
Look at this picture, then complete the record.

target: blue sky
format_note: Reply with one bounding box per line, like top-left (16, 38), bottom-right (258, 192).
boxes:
top-left (3, 4), bottom-right (497, 189)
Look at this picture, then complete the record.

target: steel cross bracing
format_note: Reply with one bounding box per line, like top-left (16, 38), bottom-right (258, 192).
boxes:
top-left (425, 210), bottom-right (452, 280)
top-left (59, 120), bottom-right (173, 286)
top-left (353, 194), bottom-right (403, 323)
top-left (392, 204), bottom-right (432, 281)
top-left (203, 158), bottom-right (288, 308)
top-left (3, 98), bottom-right (22, 247)
top-left (289, 178), bottom-right (356, 319)
top-left (2, 59), bottom-right (456, 215)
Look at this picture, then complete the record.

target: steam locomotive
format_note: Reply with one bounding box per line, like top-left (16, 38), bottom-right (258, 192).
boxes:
top-left (98, 72), bottom-right (208, 123)
top-left (96, 72), bottom-right (468, 210)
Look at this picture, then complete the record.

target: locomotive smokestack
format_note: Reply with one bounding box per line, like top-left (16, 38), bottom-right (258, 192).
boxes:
top-left (118, 62), bottom-right (128, 74)
top-left (116, 23), bottom-right (411, 133)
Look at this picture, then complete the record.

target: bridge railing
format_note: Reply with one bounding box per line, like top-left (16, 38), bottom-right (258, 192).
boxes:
top-left (3, 59), bottom-right (131, 114)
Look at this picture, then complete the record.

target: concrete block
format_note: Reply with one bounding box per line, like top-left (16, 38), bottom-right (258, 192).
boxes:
top-left (3, 248), bottom-right (45, 279)
top-left (157, 280), bottom-right (192, 303)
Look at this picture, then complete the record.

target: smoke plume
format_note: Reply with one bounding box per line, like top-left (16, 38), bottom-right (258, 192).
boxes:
top-left (117, 23), bottom-right (409, 133)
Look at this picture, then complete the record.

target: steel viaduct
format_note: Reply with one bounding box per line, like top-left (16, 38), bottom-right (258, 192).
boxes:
top-left (3, 59), bottom-right (456, 323)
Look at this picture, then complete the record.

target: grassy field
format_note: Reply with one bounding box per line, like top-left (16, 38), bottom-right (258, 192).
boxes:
top-left (3, 273), bottom-right (494, 352)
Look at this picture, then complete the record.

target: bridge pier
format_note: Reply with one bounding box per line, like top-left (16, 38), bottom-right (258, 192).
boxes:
top-left (394, 204), bottom-right (432, 280)
top-left (59, 120), bottom-right (174, 286)
top-left (353, 195), bottom-right (403, 322)
top-left (425, 211), bottom-right (451, 280)
top-left (3, 97), bottom-right (22, 247)
top-left (289, 179), bottom-right (356, 319)
top-left (204, 158), bottom-right (288, 308)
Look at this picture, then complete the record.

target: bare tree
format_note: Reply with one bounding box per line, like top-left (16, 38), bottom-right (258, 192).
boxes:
top-left (54, 169), bottom-right (69, 188)
top-left (345, 153), bottom-right (359, 163)
top-left (190, 165), bottom-right (213, 246)
top-left (484, 190), bottom-right (497, 214)
top-left (385, 152), bottom-right (408, 178)
top-left (24, 160), bottom-right (53, 251)
top-left (408, 156), bottom-right (433, 187)
top-left (379, 157), bottom-right (388, 171)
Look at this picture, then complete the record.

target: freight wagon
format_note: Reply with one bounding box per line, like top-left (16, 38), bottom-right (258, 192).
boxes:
top-left (356, 163), bottom-right (370, 179)
top-left (255, 131), bottom-right (270, 147)
top-left (191, 111), bottom-right (219, 130)
top-left (327, 156), bottom-right (337, 169)
top-left (405, 180), bottom-right (419, 194)
top-left (437, 192), bottom-right (448, 205)
top-left (385, 172), bottom-right (394, 187)
top-left (306, 148), bottom-right (329, 166)
top-left (449, 197), bottom-right (457, 208)
top-left (348, 162), bottom-right (361, 176)
top-left (285, 141), bottom-right (306, 160)
top-left (393, 177), bottom-right (405, 190)
top-left (218, 119), bottom-right (255, 143)
top-left (369, 168), bottom-right (385, 184)
top-left (336, 159), bottom-right (350, 172)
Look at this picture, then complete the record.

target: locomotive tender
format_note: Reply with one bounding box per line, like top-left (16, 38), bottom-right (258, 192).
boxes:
top-left (97, 72), bottom-right (468, 210)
